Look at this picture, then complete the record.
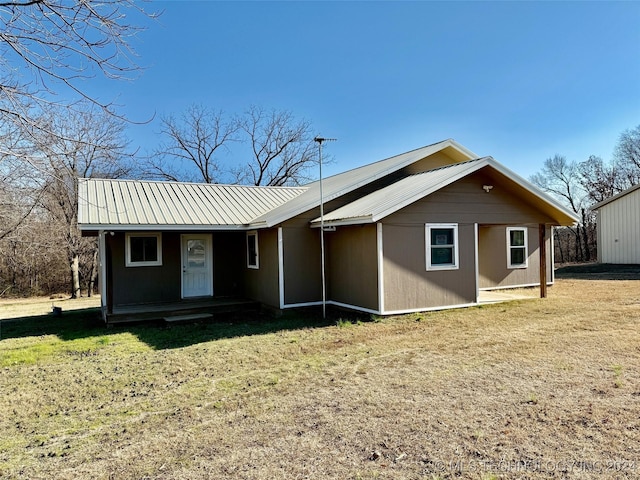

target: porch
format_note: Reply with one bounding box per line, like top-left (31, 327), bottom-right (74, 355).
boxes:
top-left (478, 289), bottom-right (538, 304)
top-left (106, 297), bottom-right (260, 324)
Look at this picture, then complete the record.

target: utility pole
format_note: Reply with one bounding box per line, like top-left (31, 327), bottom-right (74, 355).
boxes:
top-left (314, 136), bottom-right (336, 319)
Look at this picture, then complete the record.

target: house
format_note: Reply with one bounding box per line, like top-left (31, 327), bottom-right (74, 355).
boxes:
top-left (78, 139), bottom-right (579, 322)
top-left (592, 183), bottom-right (640, 264)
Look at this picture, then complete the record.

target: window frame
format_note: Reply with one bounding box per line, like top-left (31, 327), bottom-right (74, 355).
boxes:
top-left (425, 223), bottom-right (459, 271)
top-left (125, 232), bottom-right (162, 267)
top-left (246, 231), bottom-right (259, 269)
top-left (506, 226), bottom-right (528, 269)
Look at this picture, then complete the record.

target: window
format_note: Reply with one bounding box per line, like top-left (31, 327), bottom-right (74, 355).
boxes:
top-left (247, 231), bottom-right (259, 269)
top-left (425, 223), bottom-right (459, 271)
top-left (125, 233), bottom-right (162, 267)
top-left (507, 227), bottom-right (528, 268)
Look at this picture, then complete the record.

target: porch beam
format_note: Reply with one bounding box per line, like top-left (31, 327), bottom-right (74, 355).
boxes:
top-left (539, 224), bottom-right (547, 298)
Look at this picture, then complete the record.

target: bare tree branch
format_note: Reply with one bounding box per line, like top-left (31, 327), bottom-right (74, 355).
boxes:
top-left (238, 106), bottom-right (317, 186)
top-left (147, 105), bottom-right (240, 183)
top-left (613, 124), bottom-right (640, 187)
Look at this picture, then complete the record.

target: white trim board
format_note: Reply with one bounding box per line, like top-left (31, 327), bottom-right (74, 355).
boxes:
top-left (278, 227), bottom-right (285, 309)
top-left (479, 282), bottom-right (553, 291)
top-left (280, 299), bottom-right (484, 317)
top-left (377, 223), bottom-right (385, 314)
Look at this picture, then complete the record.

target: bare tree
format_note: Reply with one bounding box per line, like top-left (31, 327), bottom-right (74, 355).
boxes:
top-left (238, 106), bottom-right (317, 186)
top-left (1, 0), bottom-right (156, 124)
top-left (577, 155), bottom-right (619, 204)
top-left (530, 155), bottom-right (593, 262)
top-left (530, 155), bottom-right (584, 212)
top-left (1, 0), bottom-right (156, 238)
top-left (613, 125), bottom-right (640, 187)
top-left (149, 105), bottom-right (240, 183)
top-left (148, 105), bottom-right (318, 186)
top-left (33, 103), bottom-right (133, 298)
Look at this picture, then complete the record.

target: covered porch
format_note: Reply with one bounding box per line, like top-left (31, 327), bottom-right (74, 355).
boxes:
top-left (107, 296), bottom-right (260, 324)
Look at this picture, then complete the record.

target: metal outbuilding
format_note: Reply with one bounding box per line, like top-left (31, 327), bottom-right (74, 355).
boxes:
top-left (592, 184), bottom-right (640, 264)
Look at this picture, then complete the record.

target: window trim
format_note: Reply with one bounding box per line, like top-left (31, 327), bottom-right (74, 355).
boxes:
top-left (125, 232), bottom-right (162, 267)
top-left (425, 223), bottom-right (459, 271)
top-left (507, 226), bottom-right (528, 269)
top-left (246, 231), bottom-right (259, 269)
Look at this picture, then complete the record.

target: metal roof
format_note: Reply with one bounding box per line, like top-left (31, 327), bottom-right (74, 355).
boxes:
top-left (78, 178), bottom-right (307, 231)
top-left (310, 157), bottom-right (580, 227)
top-left (249, 139), bottom-right (478, 227)
top-left (591, 183), bottom-right (640, 210)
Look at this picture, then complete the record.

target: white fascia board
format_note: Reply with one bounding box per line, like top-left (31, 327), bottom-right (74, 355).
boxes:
top-left (485, 158), bottom-right (580, 224)
top-left (369, 161), bottom-right (488, 222)
top-left (310, 158), bottom-right (488, 227)
top-left (310, 216), bottom-right (373, 227)
top-left (258, 139), bottom-right (477, 228)
top-left (79, 224), bottom-right (251, 232)
top-left (445, 139), bottom-right (480, 159)
top-left (591, 183), bottom-right (640, 210)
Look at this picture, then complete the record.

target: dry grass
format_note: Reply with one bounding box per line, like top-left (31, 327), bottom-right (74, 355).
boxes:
top-left (0, 296), bottom-right (100, 320)
top-left (1, 271), bottom-right (639, 479)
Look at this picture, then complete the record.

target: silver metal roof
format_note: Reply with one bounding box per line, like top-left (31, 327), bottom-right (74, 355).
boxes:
top-left (310, 157), bottom-right (580, 226)
top-left (591, 183), bottom-right (640, 210)
top-left (249, 139), bottom-right (478, 227)
top-left (78, 178), bottom-right (306, 231)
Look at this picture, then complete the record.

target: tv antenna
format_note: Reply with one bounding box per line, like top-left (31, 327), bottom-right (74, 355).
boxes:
top-left (314, 136), bottom-right (337, 319)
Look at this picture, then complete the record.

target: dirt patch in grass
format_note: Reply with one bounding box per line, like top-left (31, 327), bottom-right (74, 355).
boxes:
top-left (555, 262), bottom-right (640, 280)
top-left (1, 278), bottom-right (639, 479)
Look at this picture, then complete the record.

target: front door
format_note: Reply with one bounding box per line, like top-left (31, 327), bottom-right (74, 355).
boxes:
top-left (181, 234), bottom-right (213, 298)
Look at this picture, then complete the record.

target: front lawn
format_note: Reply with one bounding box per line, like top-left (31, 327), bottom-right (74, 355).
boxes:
top-left (1, 272), bottom-right (639, 479)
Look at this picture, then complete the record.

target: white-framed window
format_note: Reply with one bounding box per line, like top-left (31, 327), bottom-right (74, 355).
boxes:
top-left (425, 223), bottom-right (459, 271)
top-left (247, 231), bottom-right (259, 269)
top-left (507, 227), bottom-right (528, 268)
top-left (125, 232), bottom-right (162, 267)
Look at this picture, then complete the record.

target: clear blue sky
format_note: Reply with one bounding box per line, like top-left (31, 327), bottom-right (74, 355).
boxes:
top-left (92, 1), bottom-right (640, 180)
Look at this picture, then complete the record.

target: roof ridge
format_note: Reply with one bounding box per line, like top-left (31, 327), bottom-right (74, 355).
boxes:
top-left (80, 177), bottom-right (308, 191)
top-left (303, 138), bottom-right (457, 186)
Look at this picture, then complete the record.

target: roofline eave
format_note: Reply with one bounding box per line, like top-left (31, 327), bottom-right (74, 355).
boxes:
top-left (79, 224), bottom-right (253, 232)
top-left (310, 215), bottom-right (374, 228)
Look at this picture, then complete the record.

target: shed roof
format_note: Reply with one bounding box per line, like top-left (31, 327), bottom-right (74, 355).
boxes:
top-left (310, 157), bottom-right (579, 227)
top-left (591, 183), bottom-right (640, 210)
top-left (78, 178), bottom-right (306, 231)
top-left (248, 138), bottom-right (477, 227)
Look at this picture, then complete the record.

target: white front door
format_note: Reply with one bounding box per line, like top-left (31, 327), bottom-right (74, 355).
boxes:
top-left (181, 234), bottom-right (213, 298)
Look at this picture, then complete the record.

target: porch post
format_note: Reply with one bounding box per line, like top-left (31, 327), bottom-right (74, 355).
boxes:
top-left (539, 224), bottom-right (547, 298)
top-left (99, 231), bottom-right (107, 321)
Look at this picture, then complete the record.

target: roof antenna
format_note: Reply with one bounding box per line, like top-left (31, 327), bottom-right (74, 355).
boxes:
top-left (314, 136), bottom-right (337, 319)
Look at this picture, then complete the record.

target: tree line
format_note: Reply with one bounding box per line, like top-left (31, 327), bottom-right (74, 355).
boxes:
top-left (530, 125), bottom-right (640, 264)
top-left (0, 2), bottom-right (321, 298)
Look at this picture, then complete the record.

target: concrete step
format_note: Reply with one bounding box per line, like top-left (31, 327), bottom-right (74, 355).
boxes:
top-left (163, 313), bottom-right (214, 324)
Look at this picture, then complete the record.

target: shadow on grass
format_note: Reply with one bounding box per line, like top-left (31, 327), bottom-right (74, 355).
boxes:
top-left (0, 306), bottom-right (362, 350)
top-left (555, 263), bottom-right (640, 281)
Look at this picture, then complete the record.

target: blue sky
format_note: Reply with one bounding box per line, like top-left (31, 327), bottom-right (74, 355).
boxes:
top-left (91, 1), bottom-right (640, 180)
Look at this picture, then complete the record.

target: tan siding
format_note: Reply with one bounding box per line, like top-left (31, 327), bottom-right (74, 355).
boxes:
top-left (244, 228), bottom-right (280, 307)
top-left (386, 172), bottom-right (556, 225)
top-left (598, 188), bottom-right (640, 264)
top-left (282, 216), bottom-right (322, 305)
top-left (478, 225), bottom-right (551, 288)
top-left (381, 173), bottom-right (558, 311)
top-left (382, 223), bottom-right (476, 311)
top-left (326, 224), bottom-right (379, 311)
top-left (109, 232), bottom-right (182, 307)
